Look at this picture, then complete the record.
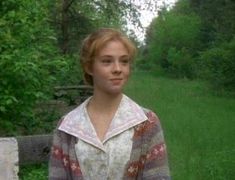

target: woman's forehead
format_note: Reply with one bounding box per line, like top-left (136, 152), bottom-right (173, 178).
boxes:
top-left (97, 41), bottom-right (129, 55)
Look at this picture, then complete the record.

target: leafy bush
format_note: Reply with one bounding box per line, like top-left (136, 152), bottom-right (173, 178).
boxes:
top-left (145, 0), bottom-right (201, 78)
top-left (0, 0), bottom-right (69, 136)
top-left (167, 47), bottom-right (195, 79)
top-left (199, 37), bottom-right (235, 91)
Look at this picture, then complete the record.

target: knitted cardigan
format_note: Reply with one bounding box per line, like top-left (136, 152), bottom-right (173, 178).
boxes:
top-left (49, 110), bottom-right (171, 180)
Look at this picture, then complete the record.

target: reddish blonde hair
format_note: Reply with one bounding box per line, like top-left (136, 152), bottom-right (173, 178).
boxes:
top-left (80, 28), bottom-right (136, 85)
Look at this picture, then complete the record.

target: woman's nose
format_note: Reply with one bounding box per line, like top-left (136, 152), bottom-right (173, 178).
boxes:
top-left (112, 61), bottom-right (121, 73)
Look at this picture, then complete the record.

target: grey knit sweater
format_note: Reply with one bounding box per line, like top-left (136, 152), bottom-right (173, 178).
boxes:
top-left (49, 110), bottom-right (171, 180)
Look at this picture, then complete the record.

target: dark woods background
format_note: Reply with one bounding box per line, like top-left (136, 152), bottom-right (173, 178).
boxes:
top-left (0, 0), bottom-right (235, 136)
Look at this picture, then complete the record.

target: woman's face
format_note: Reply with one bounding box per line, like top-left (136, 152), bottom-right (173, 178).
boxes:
top-left (87, 40), bottom-right (130, 95)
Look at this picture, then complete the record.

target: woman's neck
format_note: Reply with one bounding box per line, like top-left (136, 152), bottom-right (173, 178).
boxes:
top-left (86, 91), bottom-right (123, 141)
top-left (89, 91), bottom-right (123, 113)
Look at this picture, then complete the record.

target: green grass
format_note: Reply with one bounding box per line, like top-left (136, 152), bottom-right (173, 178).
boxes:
top-left (21, 71), bottom-right (235, 179)
top-left (124, 71), bottom-right (235, 180)
top-left (19, 163), bottom-right (48, 180)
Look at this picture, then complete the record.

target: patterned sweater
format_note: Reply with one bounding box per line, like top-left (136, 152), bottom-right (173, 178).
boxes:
top-left (49, 97), bottom-right (171, 179)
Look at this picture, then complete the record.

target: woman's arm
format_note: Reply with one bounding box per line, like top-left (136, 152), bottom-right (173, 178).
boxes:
top-left (141, 111), bottom-right (171, 179)
top-left (124, 111), bottom-right (171, 180)
top-left (48, 128), bottom-right (71, 180)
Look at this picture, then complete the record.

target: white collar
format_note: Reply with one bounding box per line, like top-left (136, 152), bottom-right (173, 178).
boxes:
top-left (58, 94), bottom-right (147, 151)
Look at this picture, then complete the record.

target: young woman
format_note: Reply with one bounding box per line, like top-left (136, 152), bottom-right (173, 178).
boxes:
top-left (49, 28), bottom-right (171, 179)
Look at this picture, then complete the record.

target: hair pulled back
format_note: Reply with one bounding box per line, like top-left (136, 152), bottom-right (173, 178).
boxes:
top-left (80, 28), bottom-right (136, 85)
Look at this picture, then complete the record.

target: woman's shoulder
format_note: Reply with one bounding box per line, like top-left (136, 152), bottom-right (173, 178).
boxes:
top-left (132, 107), bottom-right (162, 137)
top-left (141, 107), bottom-right (160, 123)
top-left (123, 95), bottom-right (161, 126)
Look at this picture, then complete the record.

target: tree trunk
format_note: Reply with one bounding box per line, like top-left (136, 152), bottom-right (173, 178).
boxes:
top-left (61, 0), bottom-right (73, 54)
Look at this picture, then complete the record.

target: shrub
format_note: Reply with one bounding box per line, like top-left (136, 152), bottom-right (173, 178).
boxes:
top-left (145, 0), bottom-right (202, 78)
top-left (167, 47), bottom-right (195, 79)
top-left (0, 0), bottom-right (69, 136)
top-left (199, 38), bottom-right (235, 91)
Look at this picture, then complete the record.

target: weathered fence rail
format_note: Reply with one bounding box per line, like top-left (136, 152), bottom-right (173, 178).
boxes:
top-left (16, 134), bottom-right (53, 165)
top-left (54, 85), bottom-right (93, 104)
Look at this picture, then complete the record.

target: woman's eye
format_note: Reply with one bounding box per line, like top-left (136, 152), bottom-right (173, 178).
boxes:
top-left (101, 59), bottom-right (112, 64)
top-left (120, 59), bottom-right (130, 64)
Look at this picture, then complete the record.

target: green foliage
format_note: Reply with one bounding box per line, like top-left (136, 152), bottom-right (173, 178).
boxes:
top-left (0, 0), bottom-right (69, 135)
top-left (50, 0), bottom-right (146, 54)
top-left (19, 163), bottom-right (48, 180)
top-left (54, 54), bottom-right (83, 86)
top-left (167, 47), bottom-right (195, 79)
top-left (199, 38), bottom-right (235, 91)
top-left (143, 0), bottom-right (235, 92)
top-left (145, 0), bottom-right (201, 78)
top-left (189, 0), bottom-right (235, 45)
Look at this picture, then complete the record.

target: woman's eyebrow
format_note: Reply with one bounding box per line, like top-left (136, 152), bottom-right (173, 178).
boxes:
top-left (120, 55), bottom-right (129, 58)
top-left (99, 55), bottom-right (113, 58)
top-left (98, 55), bottom-right (129, 58)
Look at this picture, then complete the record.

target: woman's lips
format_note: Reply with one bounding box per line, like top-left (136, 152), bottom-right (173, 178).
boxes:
top-left (110, 78), bottom-right (122, 84)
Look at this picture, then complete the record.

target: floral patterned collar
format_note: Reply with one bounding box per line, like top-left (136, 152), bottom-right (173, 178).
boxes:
top-left (58, 94), bottom-right (147, 151)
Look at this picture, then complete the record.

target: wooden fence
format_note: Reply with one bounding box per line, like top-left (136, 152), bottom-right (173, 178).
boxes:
top-left (19, 85), bottom-right (93, 164)
top-left (16, 134), bottom-right (52, 165)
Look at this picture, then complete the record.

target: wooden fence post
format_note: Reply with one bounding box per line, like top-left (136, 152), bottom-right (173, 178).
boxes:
top-left (0, 138), bottom-right (19, 180)
top-left (16, 134), bottom-right (52, 165)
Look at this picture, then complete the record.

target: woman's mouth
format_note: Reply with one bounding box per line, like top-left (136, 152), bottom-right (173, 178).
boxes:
top-left (110, 78), bottom-right (122, 84)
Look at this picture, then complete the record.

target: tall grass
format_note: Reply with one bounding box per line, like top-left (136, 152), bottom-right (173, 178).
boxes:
top-left (124, 71), bottom-right (235, 180)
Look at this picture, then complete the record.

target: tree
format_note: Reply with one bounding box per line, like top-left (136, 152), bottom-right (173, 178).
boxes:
top-left (199, 37), bottom-right (235, 91)
top-left (50, 0), bottom-right (162, 54)
top-left (0, 0), bottom-right (68, 135)
top-left (189, 0), bottom-right (235, 91)
top-left (143, 0), bottom-right (235, 91)
top-left (189, 0), bottom-right (235, 46)
top-left (145, 0), bottom-right (202, 78)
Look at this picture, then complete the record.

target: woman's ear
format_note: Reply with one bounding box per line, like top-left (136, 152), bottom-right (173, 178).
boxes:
top-left (84, 64), bottom-right (93, 76)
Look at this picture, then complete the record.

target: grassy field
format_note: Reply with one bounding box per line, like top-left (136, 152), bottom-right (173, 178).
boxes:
top-left (20, 71), bottom-right (235, 179)
top-left (125, 71), bottom-right (235, 180)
